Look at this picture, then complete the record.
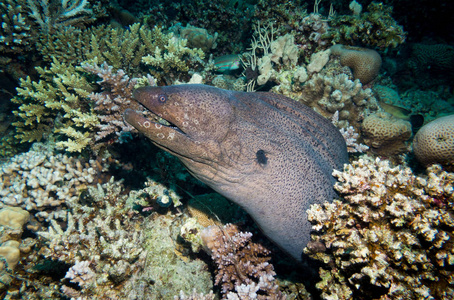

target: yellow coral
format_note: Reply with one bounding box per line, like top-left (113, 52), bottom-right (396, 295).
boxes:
top-left (12, 58), bottom-right (99, 152)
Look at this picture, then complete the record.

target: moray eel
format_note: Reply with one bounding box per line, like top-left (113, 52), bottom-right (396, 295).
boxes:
top-left (124, 84), bottom-right (348, 261)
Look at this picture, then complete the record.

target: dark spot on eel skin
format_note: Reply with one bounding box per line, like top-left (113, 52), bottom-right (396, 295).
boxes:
top-left (124, 84), bottom-right (349, 262)
top-left (256, 149), bottom-right (267, 165)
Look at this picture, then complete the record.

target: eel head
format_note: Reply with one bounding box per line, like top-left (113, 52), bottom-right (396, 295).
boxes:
top-left (124, 84), bottom-right (236, 172)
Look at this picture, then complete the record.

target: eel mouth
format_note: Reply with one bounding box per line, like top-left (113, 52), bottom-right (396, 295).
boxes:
top-left (125, 106), bottom-right (185, 135)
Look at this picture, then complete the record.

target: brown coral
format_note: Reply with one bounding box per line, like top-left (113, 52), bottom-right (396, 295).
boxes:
top-left (306, 156), bottom-right (454, 300)
top-left (330, 44), bottom-right (382, 84)
top-left (200, 224), bottom-right (284, 299)
top-left (413, 114), bottom-right (454, 170)
top-left (361, 112), bottom-right (412, 155)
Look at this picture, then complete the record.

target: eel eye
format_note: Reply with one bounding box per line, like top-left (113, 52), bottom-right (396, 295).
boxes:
top-left (158, 94), bottom-right (167, 103)
top-left (256, 149), bottom-right (267, 165)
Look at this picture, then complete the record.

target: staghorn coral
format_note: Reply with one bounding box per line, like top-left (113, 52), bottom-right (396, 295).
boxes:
top-left (200, 224), bottom-right (285, 299)
top-left (330, 44), bottom-right (382, 85)
top-left (306, 156), bottom-right (454, 300)
top-left (413, 114), bottom-right (454, 170)
top-left (12, 59), bottom-right (151, 152)
top-left (38, 23), bottom-right (197, 79)
top-left (361, 111), bottom-right (412, 156)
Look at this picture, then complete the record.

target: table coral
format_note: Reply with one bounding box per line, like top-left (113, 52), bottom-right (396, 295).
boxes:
top-left (306, 155), bottom-right (454, 299)
top-left (413, 114), bottom-right (454, 170)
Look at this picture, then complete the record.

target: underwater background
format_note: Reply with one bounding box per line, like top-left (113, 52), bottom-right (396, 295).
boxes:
top-left (0, 0), bottom-right (453, 299)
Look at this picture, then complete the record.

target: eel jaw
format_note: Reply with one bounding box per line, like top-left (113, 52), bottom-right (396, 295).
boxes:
top-left (124, 108), bottom-right (185, 135)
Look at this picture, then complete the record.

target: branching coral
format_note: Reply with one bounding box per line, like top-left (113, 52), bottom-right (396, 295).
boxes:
top-left (0, 0), bottom-right (33, 54)
top-left (296, 73), bottom-right (379, 130)
top-left (200, 224), bottom-right (285, 299)
top-left (306, 155), bottom-right (454, 299)
top-left (12, 59), bottom-right (151, 152)
top-left (12, 59), bottom-right (98, 152)
top-left (141, 31), bottom-right (205, 82)
top-left (81, 62), bottom-right (143, 143)
top-left (26, 0), bottom-right (95, 34)
top-left (38, 178), bottom-right (148, 299)
top-left (0, 142), bottom-right (102, 215)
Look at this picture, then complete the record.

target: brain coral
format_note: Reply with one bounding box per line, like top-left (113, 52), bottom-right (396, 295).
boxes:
top-left (413, 114), bottom-right (454, 170)
top-left (361, 112), bottom-right (412, 155)
top-left (330, 44), bottom-right (382, 84)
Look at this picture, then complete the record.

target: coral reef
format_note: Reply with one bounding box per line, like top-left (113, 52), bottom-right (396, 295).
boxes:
top-left (26, 0), bottom-right (96, 34)
top-left (12, 59), bottom-right (98, 151)
top-left (178, 24), bottom-right (218, 52)
top-left (0, 0), bottom-right (33, 54)
top-left (407, 43), bottom-right (454, 72)
top-left (295, 73), bottom-right (379, 131)
top-left (200, 224), bottom-right (285, 299)
top-left (35, 175), bottom-right (210, 299)
top-left (326, 2), bottom-right (406, 49)
top-left (361, 111), bottom-right (412, 155)
top-left (0, 142), bottom-right (102, 215)
top-left (0, 205), bottom-right (33, 294)
top-left (81, 61), bottom-right (144, 144)
top-left (0, 206), bottom-right (29, 270)
top-left (413, 114), bottom-right (454, 170)
top-left (241, 23), bottom-right (299, 90)
top-left (306, 155), bottom-right (454, 300)
top-left (330, 44), bottom-right (382, 85)
top-left (12, 59), bottom-right (147, 152)
top-left (332, 111), bottom-right (369, 153)
top-left (141, 29), bottom-right (205, 82)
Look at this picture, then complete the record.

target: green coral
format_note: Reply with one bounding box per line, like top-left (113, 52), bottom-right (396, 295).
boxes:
top-left (306, 156), bottom-right (454, 299)
top-left (141, 31), bottom-right (205, 79)
top-left (326, 2), bottom-right (406, 49)
top-left (12, 59), bottom-right (99, 152)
